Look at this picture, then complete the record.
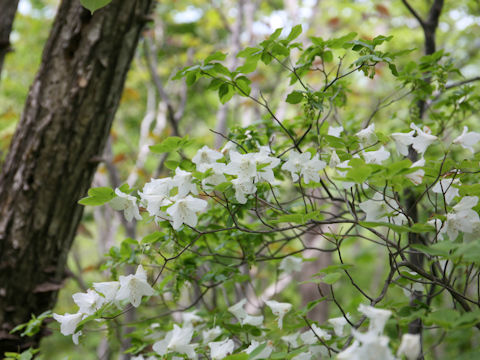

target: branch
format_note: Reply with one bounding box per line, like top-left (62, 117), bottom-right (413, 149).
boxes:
top-left (401, 0), bottom-right (425, 28)
top-left (143, 37), bottom-right (180, 136)
top-left (445, 76), bottom-right (480, 90)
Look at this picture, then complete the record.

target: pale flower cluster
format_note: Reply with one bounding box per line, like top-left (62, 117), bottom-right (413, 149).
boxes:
top-left (53, 265), bottom-right (154, 344)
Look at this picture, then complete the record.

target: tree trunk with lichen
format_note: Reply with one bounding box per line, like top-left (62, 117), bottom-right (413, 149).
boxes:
top-left (0, 0), bottom-right (154, 354)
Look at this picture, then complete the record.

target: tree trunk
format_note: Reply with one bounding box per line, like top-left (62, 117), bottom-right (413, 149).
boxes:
top-left (0, 0), bottom-right (20, 81)
top-left (0, 0), bottom-right (154, 354)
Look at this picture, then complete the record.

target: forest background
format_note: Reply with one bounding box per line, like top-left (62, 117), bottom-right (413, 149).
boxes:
top-left (0, 0), bottom-right (479, 359)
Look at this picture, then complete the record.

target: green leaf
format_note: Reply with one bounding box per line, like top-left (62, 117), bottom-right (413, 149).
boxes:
top-left (286, 90), bottom-right (304, 104)
top-left (237, 58), bottom-right (259, 73)
top-left (410, 242), bottom-right (459, 258)
top-left (149, 136), bottom-right (190, 153)
top-left (286, 25), bottom-right (302, 42)
top-left (235, 76), bottom-right (251, 96)
top-left (321, 272), bottom-right (342, 284)
top-left (359, 221), bottom-right (410, 234)
top-left (224, 354), bottom-right (248, 360)
top-left (80, 0), bottom-right (112, 13)
top-left (204, 51), bottom-right (227, 63)
top-left (78, 187), bottom-right (115, 206)
top-left (215, 182), bottom-right (232, 192)
top-left (297, 297), bottom-right (327, 316)
top-left (327, 32), bottom-right (357, 48)
top-left (269, 28), bottom-right (283, 40)
top-left (425, 309), bottom-right (459, 329)
top-left (186, 72), bottom-right (198, 85)
top-left (345, 158), bottom-right (372, 183)
top-left (237, 47), bottom-right (262, 58)
top-left (219, 83), bottom-right (235, 104)
top-left (141, 232), bottom-right (164, 245)
top-left (248, 343), bottom-right (267, 359)
top-left (323, 50), bottom-right (333, 62)
top-left (315, 264), bottom-right (353, 274)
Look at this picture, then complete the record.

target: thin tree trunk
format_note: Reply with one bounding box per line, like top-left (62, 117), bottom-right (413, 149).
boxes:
top-left (401, 1), bottom-right (444, 358)
top-left (0, 0), bottom-right (154, 354)
top-left (0, 0), bottom-right (20, 81)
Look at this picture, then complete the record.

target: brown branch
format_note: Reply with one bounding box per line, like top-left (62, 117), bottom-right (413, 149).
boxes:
top-left (445, 76), bottom-right (480, 90)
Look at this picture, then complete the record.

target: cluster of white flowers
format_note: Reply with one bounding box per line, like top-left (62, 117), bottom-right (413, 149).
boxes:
top-left (359, 192), bottom-right (407, 225)
top-left (109, 143), bottom-right (332, 228)
top-left (53, 265), bottom-right (154, 344)
top-left (338, 304), bottom-right (421, 360)
top-left (281, 151), bottom-right (326, 184)
top-left (105, 122), bottom-right (480, 235)
top-left (64, 122), bottom-right (480, 356)
top-left (429, 195), bottom-right (480, 241)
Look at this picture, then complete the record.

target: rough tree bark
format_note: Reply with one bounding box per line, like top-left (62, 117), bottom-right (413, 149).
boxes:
top-left (0, 0), bottom-right (20, 80)
top-left (0, 0), bottom-right (154, 354)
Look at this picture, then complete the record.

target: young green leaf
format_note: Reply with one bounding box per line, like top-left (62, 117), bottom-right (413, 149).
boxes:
top-left (78, 187), bottom-right (115, 206)
top-left (80, 0), bottom-right (112, 13)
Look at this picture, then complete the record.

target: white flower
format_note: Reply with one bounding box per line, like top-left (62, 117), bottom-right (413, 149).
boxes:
top-left (166, 195), bottom-right (207, 230)
top-left (282, 151), bottom-right (326, 184)
top-left (225, 151), bottom-right (258, 180)
top-left (281, 332), bottom-right (299, 348)
top-left (209, 338), bottom-right (235, 359)
top-left (201, 161), bottom-right (227, 191)
top-left (192, 146), bottom-right (224, 172)
top-left (221, 141), bottom-right (237, 155)
top-left (406, 158), bottom-right (425, 185)
top-left (359, 192), bottom-right (406, 225)
top-left (302, 154), bottom-right (326, 184)
top-left (391, 131), bottom-right (415, 156)
top-left (329, 150), bottom-right (340, 168)
top-left (358, 304), bottom-right (392, 334)
top-left (348, 330), bottom-right (396, 360)
top-left (228, 299), bottom-right (248, 322)
top-left (72, 330), bottom-right (82, 345)
top-left (72, 289), bottom-right (105, 315)
top-left (328, 316), bottom-right (348, 337)
top-left (115, 265), bottom-right (155, 307)
top-left (281, 151), bottom-right (312, 182)
top-left (279, 256), bottom-right (303, 274)
top-left (245, 340), bottom-right (273, 360)
top-left (252, 151), bottom-right (280, 183)
top-left (432, 178), bottom-right (460, 204)
top-left (202, 171), bottom-right (227, 191)
top-left (139, 178), bottom-right (173, 216)
top-left (182, 310), bottom-right (204, 326)
top-left (363, 146), bottom-right (390, 164)
top-left (53, 312), bottom-right (83, 336)
top-left (202, 326), bottom-right (223, 344)
top-left (173, 168), bottom-right (198, 198)
top-left (93, 281), bottom-right (120, 303)
top-left (453, 126), bottom-right (480, 153)
top-left (410, 123), bottom-right (437, 154)
top-left (397, 333), bottom-right (421, 360)
top-left (328, 125), bottom-right (344, 137)
top-left (231, 178), bottom-right (256, 204)
top-left (153, 324), bottom-right (197, 359)
top-left (300, 324), bottom-right (331, 344)
top-left (242, 314), bottom-right (264, 326)
top-left (337, 341), bottom-right (361, 360)
top-left (444, 196), bottom-right (480, 240)
top-left (265, 300), bottom-right (292, 329)
top-left (356, 124), bottom-right (377, 146)
top-left (109, 188), bottom-right (142, 222)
